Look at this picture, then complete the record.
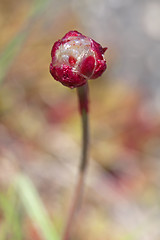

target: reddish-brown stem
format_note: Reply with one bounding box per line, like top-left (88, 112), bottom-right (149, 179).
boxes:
top-left (62, 83), bottom-right (89, 240)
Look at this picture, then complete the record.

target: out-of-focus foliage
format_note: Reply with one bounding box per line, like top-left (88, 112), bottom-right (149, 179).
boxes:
top-left (0, 0), bottom-right (160, 240)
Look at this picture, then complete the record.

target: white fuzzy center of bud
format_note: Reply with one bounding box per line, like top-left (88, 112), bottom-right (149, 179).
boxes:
top-left (54, 36), bottom-right (95, 75)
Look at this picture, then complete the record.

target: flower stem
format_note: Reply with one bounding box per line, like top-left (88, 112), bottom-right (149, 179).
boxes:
top-left (62, 83), bottom-right (89, 240)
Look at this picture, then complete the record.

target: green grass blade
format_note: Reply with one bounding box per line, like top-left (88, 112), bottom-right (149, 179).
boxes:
top-left (0, 0), bottom-right (51, 84)
top-left (29, 0), bottom-right (51, 17)
top-left (0, 32), bottom-right (27, 83)
top-left (15, 174), bottom-right (60, 240)
top-left (0, 189), bottom-right (23, 240)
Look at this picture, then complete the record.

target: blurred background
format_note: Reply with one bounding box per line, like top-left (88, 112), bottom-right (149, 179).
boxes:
top-left (0, 0), bottom-right (160, 239)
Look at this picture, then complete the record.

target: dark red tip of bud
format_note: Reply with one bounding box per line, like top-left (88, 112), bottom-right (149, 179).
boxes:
top-left (102, 47), bottom-right (108, 53)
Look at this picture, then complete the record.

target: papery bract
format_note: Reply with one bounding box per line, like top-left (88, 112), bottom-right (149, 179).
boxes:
top-left (50, 30), bottom-right (107, 88)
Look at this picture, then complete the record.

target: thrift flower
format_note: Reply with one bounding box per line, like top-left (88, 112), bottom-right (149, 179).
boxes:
top-left (50, 30), bottom-right (107, 88)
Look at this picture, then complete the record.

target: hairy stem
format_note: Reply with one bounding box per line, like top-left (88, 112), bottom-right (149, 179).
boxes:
top-left (62, 83), bottom-right (89, 240)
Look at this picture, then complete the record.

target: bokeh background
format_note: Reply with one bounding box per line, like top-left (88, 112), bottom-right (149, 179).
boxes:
top-left (0, 0), bottom-right (160, 239)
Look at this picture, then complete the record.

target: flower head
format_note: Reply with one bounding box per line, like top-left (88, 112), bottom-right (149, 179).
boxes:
top-left (50, 30), bottom-right (107, 88)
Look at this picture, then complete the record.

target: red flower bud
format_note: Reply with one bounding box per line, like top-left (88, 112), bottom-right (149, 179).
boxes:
top-left (50, 31), bottom-right (107, 88)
